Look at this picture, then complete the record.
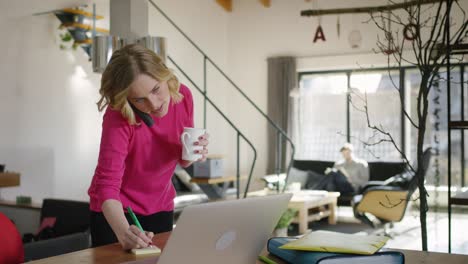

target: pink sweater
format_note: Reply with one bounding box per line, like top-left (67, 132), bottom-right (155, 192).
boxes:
top-left (88, 84), bottom-right (194, 215)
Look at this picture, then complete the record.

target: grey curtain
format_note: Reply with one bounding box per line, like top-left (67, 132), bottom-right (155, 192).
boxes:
top-left (267, 57), bottom-right (296, 174)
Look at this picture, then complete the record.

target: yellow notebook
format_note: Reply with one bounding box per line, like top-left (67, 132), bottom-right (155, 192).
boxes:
top-left (131, 245), bottom-right (161, 256)
top-left (279, 230), bottom-right (389, 255)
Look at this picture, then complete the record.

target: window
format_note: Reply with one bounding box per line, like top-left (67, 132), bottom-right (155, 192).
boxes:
top-left (296, 65), bottom-right (468, 188)
top-left (293, 73), bottom-right (347, 161)
top-left (349, 71), bottom-right (402, 161)
top-left (407, 68), bottom-right (465, 186)
top-left (464, 70), bottom-right (468, 188)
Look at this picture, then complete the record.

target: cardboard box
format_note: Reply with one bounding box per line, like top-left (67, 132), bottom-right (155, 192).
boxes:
top-left (193, 158), bottom-right (223, 178)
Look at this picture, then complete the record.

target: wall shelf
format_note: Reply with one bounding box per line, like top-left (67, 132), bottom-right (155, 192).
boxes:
top-left (0, 172), bottom-right (20, 187)
top-left (58, 8), bottom-right (104, 19)
top-left (60, 22), bottom-right (109, 34)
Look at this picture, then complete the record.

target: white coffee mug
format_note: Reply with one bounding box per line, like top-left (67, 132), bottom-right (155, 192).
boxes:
top-left (180, 127), bottom-right (206, 161)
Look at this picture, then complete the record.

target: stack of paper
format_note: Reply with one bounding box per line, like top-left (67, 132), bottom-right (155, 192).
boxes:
top-left (280, 230), bottom-right (389, 255)
top-left (131, 245), bottom-right (161, 256)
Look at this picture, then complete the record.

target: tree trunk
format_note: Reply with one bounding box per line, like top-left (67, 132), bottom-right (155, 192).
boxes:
top-left (417, 74), bottom-right (430, 251)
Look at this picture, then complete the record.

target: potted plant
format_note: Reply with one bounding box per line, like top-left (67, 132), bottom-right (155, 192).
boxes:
top-left (273, 208), bottom-right (298, 237)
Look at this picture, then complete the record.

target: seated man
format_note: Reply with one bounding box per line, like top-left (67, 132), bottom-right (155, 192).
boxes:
top-left (308, 143), bottom-right (369, 195)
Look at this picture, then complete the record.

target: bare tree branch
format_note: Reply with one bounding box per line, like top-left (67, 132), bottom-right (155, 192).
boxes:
top-left (336, 131), bottom-right (382, 159)
top-left (349, 89), bottom-right (417, 174)
top-left (424, 2), bottom-right (445, 64)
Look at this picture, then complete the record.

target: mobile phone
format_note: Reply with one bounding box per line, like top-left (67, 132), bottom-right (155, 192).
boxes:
top-left (129, 102), bottom-right (154, 127)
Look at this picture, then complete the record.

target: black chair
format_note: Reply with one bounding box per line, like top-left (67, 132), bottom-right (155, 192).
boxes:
top-left (23, 198), bottom-right (91, 261)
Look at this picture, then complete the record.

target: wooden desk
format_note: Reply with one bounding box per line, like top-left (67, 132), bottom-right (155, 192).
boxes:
top-left (28, 231), bottom-right (468, 264)
top-left (28, 232), bottom-right (171, 264)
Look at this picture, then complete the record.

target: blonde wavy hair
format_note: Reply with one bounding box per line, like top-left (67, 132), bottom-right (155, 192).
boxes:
top-left (97, 44), bottom-right (182, 125)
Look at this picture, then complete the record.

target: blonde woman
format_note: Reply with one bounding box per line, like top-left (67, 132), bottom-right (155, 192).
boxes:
top-left (88, 44), bottom-right (209, 249)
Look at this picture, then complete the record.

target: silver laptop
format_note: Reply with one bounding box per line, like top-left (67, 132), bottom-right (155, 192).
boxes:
top-left (156, 193), bottom-right (292, 264)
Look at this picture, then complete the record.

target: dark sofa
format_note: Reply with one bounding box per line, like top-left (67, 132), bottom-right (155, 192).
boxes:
top-left (293, 160), bottom-right (406, 206)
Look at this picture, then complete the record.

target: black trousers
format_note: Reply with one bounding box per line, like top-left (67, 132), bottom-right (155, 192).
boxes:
top-left (307, 171), bottom-right (356, 195)
top-left (90, 210), bottom-right (174, 247)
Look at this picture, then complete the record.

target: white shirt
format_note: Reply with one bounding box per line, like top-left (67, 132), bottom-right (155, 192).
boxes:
top-left (333, 157), bottom-right (369, 188)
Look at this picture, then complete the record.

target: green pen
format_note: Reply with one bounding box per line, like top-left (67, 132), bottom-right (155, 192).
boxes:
top-left (258, 255), bottom-right (278, 264)
top-left (127, 206), bottom-right (144, 231)
top-left (127, 206), bottom-right (155, 248)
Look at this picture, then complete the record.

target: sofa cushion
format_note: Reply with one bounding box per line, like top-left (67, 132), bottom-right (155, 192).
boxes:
top-left (292, 159), bottom-right (406, 206)
top-left (293, 160), bottom-right (334, 175)
top-left (23, 231), bottom-right (90, 261)
top-left (174, 194), bottom-right (208, 214)
top-left (367, 162), bottom-right (406, 181)
top-left (293, 160), bottom-right (406, 182)
top-left (174, 165), bottom-right (201, 192)
top-left (287, 167), bottom-right (310, 189)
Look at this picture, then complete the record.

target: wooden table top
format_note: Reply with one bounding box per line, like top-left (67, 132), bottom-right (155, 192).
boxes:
top-left (29, 231), bottom-right (468, 264)
top-left (28, 232), bottom-right (170, 264)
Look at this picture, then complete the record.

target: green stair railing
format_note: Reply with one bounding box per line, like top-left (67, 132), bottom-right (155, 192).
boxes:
top-left (149, 0), bottom-right (295, 196)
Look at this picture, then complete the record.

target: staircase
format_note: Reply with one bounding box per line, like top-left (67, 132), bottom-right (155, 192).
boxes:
top-left (50, 2), bottom-right (296, 199)
top-left (147, 0), bottom-right (295, 199)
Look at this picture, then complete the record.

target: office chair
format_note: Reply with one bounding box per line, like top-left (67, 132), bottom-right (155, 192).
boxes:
top-left (352, 148), bottom-right (432, 228)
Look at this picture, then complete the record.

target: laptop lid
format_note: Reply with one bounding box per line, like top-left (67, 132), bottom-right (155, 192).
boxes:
top-left (158, 193), bottom-right (292, 264)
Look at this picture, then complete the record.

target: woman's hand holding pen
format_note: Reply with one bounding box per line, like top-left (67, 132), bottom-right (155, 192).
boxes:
top-left (119, 225), bottom-right (154, 250)
top-left (195, 133), bottom-right (209, 162)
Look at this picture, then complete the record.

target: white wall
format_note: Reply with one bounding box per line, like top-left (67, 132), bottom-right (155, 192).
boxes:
top-left (223, 0), bottom-right (390, 190)
top-left (0, 0), bottom-right (230, 203)
top-left (224, 0), bottom-right (468, 190)
top-left (1, 0), bottom-right (466, 202)
top-left (0, 2), bottom-right (106, 202)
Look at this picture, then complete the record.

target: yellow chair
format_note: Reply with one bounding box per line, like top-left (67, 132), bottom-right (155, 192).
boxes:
top-left (355, 188), bottom-right (409, 223)
top-left (352, 148), bottom-right (432, 227)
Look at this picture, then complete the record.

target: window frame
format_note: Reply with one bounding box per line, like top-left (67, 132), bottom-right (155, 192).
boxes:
top-left (297, 63), bottom-right (468, 187)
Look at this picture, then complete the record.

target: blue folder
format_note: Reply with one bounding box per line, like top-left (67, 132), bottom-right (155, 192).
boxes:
top-left (267, 237), bottom-right (405, 264)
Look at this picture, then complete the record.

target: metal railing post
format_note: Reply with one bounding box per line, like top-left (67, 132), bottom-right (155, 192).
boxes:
top-left (237, 132), bottom-right (240, 199)
top-left (204, 56), bottom-right (207, 129)
top-left (276, 131), bottom-right (282, 193)
top-left (148, 0), bottom-right (296, 195)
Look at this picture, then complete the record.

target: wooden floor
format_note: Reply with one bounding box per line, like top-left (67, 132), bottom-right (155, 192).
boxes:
top-left (383, 208), bottom-right (468, 254)
top-left (333, 206), bottom-right (468, 255)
